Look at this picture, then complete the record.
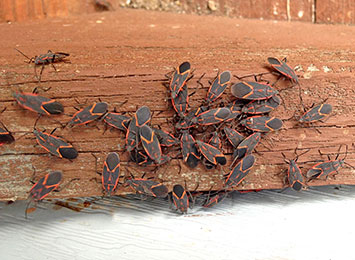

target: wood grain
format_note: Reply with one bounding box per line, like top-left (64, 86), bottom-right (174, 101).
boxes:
top-left (0, 9), bottom-right (355, 201)
top-left (0, 0), bottom-right (314, 23)
top-left (316, 0), bottom-right (355, 24)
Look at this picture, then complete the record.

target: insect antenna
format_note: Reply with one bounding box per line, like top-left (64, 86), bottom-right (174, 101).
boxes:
top-left (15, 48), bottom-right (32, 62)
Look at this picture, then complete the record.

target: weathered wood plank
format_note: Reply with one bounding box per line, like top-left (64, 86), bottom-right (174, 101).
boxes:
top-left (0, 9), bottom-right (355, 201)
top-left (316, 0), bottom-right (355, 24)
top-left (0, 0), bottom-right (314, 23)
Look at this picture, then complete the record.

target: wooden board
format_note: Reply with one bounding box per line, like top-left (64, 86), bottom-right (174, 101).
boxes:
top-left (0, 0), bottom-right (314, 23)
top-left (0, 8), bottom-right (355, 201)
top-left (316, 0), bottom-right (355, 24)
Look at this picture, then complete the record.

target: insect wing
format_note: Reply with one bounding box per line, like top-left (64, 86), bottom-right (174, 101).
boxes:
top-left (30, 171), bottom-right (62, 201)
top-left (206, 71), bottom-right (231, 103)
top-left (102, 152), bottom-right (120, 195)
top-left (225, 155), bottom-right (255, 187)
top-left (170, 62), bottom-right (191, 99)
top-left (140, 125), bottom-right (162, 163)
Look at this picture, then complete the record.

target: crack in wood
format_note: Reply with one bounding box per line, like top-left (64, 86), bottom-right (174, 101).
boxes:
top-left (3, 73), bottom-right (154, 86)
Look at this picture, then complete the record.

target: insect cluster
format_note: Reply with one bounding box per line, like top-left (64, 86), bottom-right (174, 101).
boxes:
top-left (2, 51), bottom-right (348, 217)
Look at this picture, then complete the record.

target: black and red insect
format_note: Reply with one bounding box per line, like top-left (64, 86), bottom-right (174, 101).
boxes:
top-left (152, 127), bottom-right (179, 147)
top-left (103, 113), bottom-right (130, 132)
top-left (33, 127), bottom-right (78, 160)
top-left (225, 100), bottom-right (243, 121)
top-left (240, 116), bottom-right (283, 132)
top-left (225, 154), bottom-right (255, 188)
top-left (130, 150), bottom-right (170, 167)
top-left (281, 149), bottom-right (309, 191)
top-left (224, 127), bottom-right (244, 148)
top-left (101, 152), bottom-right (121, 196)
top-left (13, 92), bottom-right (64, 115)
top-left (206, 71), bottom-right (231, 104)
top-left (192, 107), bottom-right (231, 126)
top-left (307, 145), bottom-right (354, 180)
top-left (15, 49), bottom-right (70, 82)
top-left (208, 131), bottom-right (222, 151)
top-left (129, 150), bottom-right (151, 166)
top-left (181, 132), bottom-right (200, 168)
top-left (233, 132), bottom-right (261, 161)
top-left (169, 61), bottom-right (191, 99)
top-left (67, 102), bottom-right (108, 127)
top-left (0, 122), bottom-right (15, 146)
top-left (203, 131), bottom-right (223, 169)
top-left (267, 57), bottom-right (299, 84)
top-left (203, 190), bottom-right (228, 208)
top-left (126, 106), bottom-right (151, 152)
top-left (242, 95), bottom-right (281, 115)
top-left (299, 103), bottom-right (332, 123)
top-left (140, 125), bottom-right (162, 163)
top-left (231, 81), bottom-right (278, 100)
top-left (125, 175), bottom-right (168, 198)
top-left (196, 140), bottom-right (226, 166)
top-left (26, 171), bottom-right (63, 218)
top-left (170, 184), bottom-right (190, 214)
top-left (172, 84), bottom-right (189, 117)
top-left (175, 106), bottom-right (206, 130)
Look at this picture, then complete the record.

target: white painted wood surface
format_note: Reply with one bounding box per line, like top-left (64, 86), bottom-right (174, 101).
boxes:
top-left (1, 186), bottom-right (355, 260)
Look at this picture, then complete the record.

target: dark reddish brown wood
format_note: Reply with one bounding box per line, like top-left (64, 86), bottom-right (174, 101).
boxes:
top-left (0, 9), bottom-right (355, 201)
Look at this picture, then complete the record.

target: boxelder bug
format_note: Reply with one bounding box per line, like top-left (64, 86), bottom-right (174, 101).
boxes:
top-left (175, 106), bottom-right (206, 130)
top-left (26, 171), bottom-right (63, 218)
top-left (307, 145), bottom-right (354, 180)
top-left (240, 116), bottom-right (283, 132)
top-left (33, 124), bottom-right (78, 160)
top-left (134, 106), bottom-right (151, 127)
top-left (231, 82), bottom-right (278, 100)
top-left (208, 131), bottom-right (222, 151)
top-left (170, 184), bottom-right (190, 214)
top-left (281, 149), bottom-right (309, 191)
top-left (152, 127), bottom-right (179, 147)
top-left (13, 92), bottom-right (64, 115)
top-left (206, 71), bottom-right (231, 104)
top-left (299, 103), bottom-right (332, 123)
top-left (103, 113), bottom-right (130, 132)
top-left (170, 61), bottom-right (191, 99)
top-left (67, 102), bottom-right (108, 127)
top-left (130, 150), bottom-right (170, 167)
top-left (233, 132), bottom-right (261, 162)
top-left (127, 179), bottom-right (168, 198)
top-left (101, 152), bottom-right (121, 196)
top-left (267, 57), bottom-right (299, 84)
top-left (203, 131), bottom-right (223, 169)
top-left (225, 154), bottom-right (255, 188)
top-left (125, 169), bottom-right (168, 198)
top-left (0, 122), bottom-right (15, 145)
top-left (192, 107), bottom-right (231, 126)
top-left (129, 150), bottom-right (151, 166)
top-left (242, 96), bottom-right (281, 115)
top-left (181, 132), bottom-right (200, 168)
top-left (140, 125), bottom-right (162, 163)
top-left (15, 49), bottom-right (70, 82)
top-left (224, 127), bottom-right (244, 148)
top-left (196, 140), bottom-right (226, 166)
top-left (202, 190), bottom-right (228, 208)
top-left (126, 106), bottom-right (151, 152)
top-left (225, 100), bottom-right (243, 121)
top-left (171, 83), bottom-right (189, 117)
